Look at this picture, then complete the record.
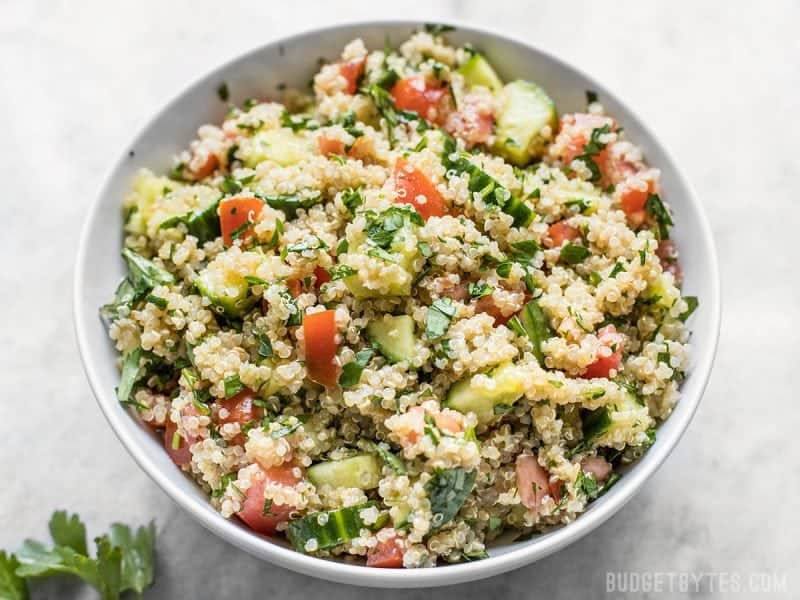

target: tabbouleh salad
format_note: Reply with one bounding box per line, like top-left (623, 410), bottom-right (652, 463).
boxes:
top-left (101, 27), bottom-right (697, 568)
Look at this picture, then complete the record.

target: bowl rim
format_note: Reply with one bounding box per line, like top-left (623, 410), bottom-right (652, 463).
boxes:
top-left (73, 18), bottom-right (721, 588)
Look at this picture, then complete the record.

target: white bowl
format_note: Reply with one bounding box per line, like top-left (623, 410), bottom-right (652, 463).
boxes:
top-left (74, 19), bottom-right (721, 588)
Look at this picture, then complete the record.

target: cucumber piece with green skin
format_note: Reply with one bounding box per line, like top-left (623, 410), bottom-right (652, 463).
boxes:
top-left (286, 502), bottom-right (379, 552)
top-left (242, 128), bottom-right (312, 168)
top-left (515, 299), bottom-right (553, 364)
top-left (444, 363), bottom-right (525, 425)
top-left (493, 80), bottom-right (558, 166)
top-left (366, 315), bottom-right (416, 363)
top-left (194, 269), bottom-right (257, 318)
top-left (458, 54), bottom-right (503, 93)
top-left (307, 455), bottom-right (382, 490)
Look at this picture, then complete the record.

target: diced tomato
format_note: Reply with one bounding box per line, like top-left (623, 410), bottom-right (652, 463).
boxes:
top-left (164, 405), bottom-right (199, 467)
top-left (313, 265), bottom-right (331, 287)
top-left (548, 476), bottom-right (564, 503)
top-left (285, 278), bottom-right (303, 298)
top-left (188, 151), bottom-right (218, 180)
top-left (215, 389), bottom-right (264, 446)
top-left (390, 76), bottom-right (449, 124)
top-left (617, 176), bottom-right (657, 227)
top-left (339, 57), bottom-right (366, 95)
top-left (556, 113), bottom-right (616, 164)
top-left (656, 239), bottom-right (682, 283)
top-left (516, 454), bottom-right (552, 511)
top-left (433, 411), bottom-right (463, 435)
top-left (303, 309), bottom-right (339, 387)
top-left (393, 157), bottom-right (447, 220)
top-left (580, 456), bottom-right (612, 483)
top-left (366, 535), bottom-right (405, 568)
top-left (218, 196), bottom-right (264, 247)
top-left (546, 221), bottom-right (580, 249)
top-left (317, 135), bottom-right (346, 157)
top-left (474, 294), bottom-right (513, 326)
top-left (236, 464), bottom-right (303, 535)
top-left (444, 93), bottom-right (494, 147)
top-left (581, 325), bottom-right (624, 379)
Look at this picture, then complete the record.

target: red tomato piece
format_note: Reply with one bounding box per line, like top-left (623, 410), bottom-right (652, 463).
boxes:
top-left (313, 265), bottom-right (331, 287)
top-left (164, 405), bottom-right (199, 467)
top-left (516, 454), bottom-right (552, 511)
top-left (237, 465), bottom-right (303, 535)
top-left (366, 535), bottom-right (405, 568)
top-left (215, 389), bottom-right (263, 446)
top-left (581, 325), bottom-right (624, 379)
top-left (303, 309), bottom-right (339, 387)
top-left (444, 93), bottom-right (494, 147)
top-left (474, 294), bottom-right (513, 326)
top-left (218, 196), bottom-right (264, 247)
top-left (393, 157), bottom-right (447, 220)
top-left (580, 456), bottom-right (613, 483)
top-left (188, 151), bottom-right (218, 180)
top-left (656, 239), bottom-right (682, 283)
top-left (546, 221), bottom-right (580, 249)
top-left (339, 57), bottom-right (366, 95)
top-left (317, 135), bottom-right (346, 157)
top-left (617, 176), bottom-right (657, 227)
top-left (390, 76), bottom-right (449, 124)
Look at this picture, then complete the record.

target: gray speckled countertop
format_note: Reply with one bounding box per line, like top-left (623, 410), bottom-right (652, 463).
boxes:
top-left (1, 1), bottom-right (798, 598)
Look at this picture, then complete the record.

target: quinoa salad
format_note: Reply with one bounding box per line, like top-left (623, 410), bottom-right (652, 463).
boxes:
top-left (101, 27), bottom-right (698, 568)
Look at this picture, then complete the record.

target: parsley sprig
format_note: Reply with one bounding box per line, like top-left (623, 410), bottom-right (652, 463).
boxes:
top-left (1, 511), bottom-right (156, 600)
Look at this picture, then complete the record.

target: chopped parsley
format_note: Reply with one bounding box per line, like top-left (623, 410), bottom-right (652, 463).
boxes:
top-left (560, 243), bottom-right (591, 264)
top-left (425, 468), bottom-right (477, 530)
top-left (468, 282), bottom-right (494, 299)
top-left (680, 296), bottom-right (699, 321)
top-left (328, 264), bottom-right (357, 280)
top-left (609, 261), bottom-right (626, 278)
top-left (223, 374), bottom-right (244, 398)
top-left (424, 23), bottom-right (456, 35)
top-left (645, 194), bottom-right (673, 239)
top-left (425, 297), bottom-right (457, 339)
top-left (574, 124), bottom-right (612, 182)
top-left (339, 348), bottom-right (374, 388)
top-left (340, 188), bottom-right (363, 213)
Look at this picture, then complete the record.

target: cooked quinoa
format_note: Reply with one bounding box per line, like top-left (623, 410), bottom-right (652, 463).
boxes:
top-left (102, 29), bottom-right (697, 568)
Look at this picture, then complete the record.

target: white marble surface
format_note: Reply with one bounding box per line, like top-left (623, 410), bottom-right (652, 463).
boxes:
top-left (1, 1), bottom-right (798, 598)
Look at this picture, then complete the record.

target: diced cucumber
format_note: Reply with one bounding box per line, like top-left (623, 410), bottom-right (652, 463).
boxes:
top-left (241, 128), bottom-right (312, 168)
top-left (126, 170), bottom-right (174, 235)
top-left (194, 268), bottom-right (256, 318)
top-left (493, 80), bottom-right (558, 166)
top-left (444, 363), bottom-right (525, 424)
top-left (307, 455), bottom-right (381, 490)
top-left (579, 389), bottom-right (646, 448)
top-left (286, 502), bottom-right (379, 552)
top-left (513, 299), bottom-right (553, 364)
top-left (366, 315), bottom-right (416, 363)
top-left (458, 54), bottom-right (503, 93)
top-left (391, 503), bottom-right (411, 529)
top-left (581, 406), bottom-right (613, 442)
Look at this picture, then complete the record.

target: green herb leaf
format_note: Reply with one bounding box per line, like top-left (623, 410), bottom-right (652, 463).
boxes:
top-left (645, 194), bottom-right (673, 240)
top-left (425, 468), bottom-right (477, 530)
top-left (223, 375), bottom-right (244, 398)
top-left (609, 261), bottom-right (626, 278)
top-left (122, 248), bottom-right (174, 297)
top-left (426, 297), bottom-right (457, 339)
top-left (328, 264), bottom-right (357, 281)
top-left (260, 192), bottom-right (322, 220)
top-left (48, 511), bottom-right (88, 556)
top-left (341, 188), bottom-right (363, 213)
top-left (560, 243), bottom-right (591, 265)
top-left (280, 110), bottom-right (320, 132)
top-left (417, 241), bottom-right (433, 258)
top-left (468, 282), bottom-right (494, 299)
top-left (586, 90), bottom-right (598, 104)
top-left (680, 296), bottom-right (699, 321)
top-left (107, 522), bottom-right (156, 596)
top-left (117, 347), bottom-right (144, 404)
top-left (256, 332), bottom-right (273, 358)
top-left (339, 348), bottom-right (374, 388)
top-left (573, 124), bottom-right (612, 182)
top-left (283, 235), bottom-right (328, 256)
top-left (269, 417), bottom-right (304, 439)
top-left (367, 440), bottom-right (407, 474)
top-left (424, 23), bottom-right (455, 35)
top-left (576, 470), bottom-right (599, 499)
top-left (0, 552), bottom-right (27, 600)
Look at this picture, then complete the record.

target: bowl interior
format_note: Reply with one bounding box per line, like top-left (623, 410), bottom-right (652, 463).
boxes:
top-left (74, 20), bottom-right (720, 588)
